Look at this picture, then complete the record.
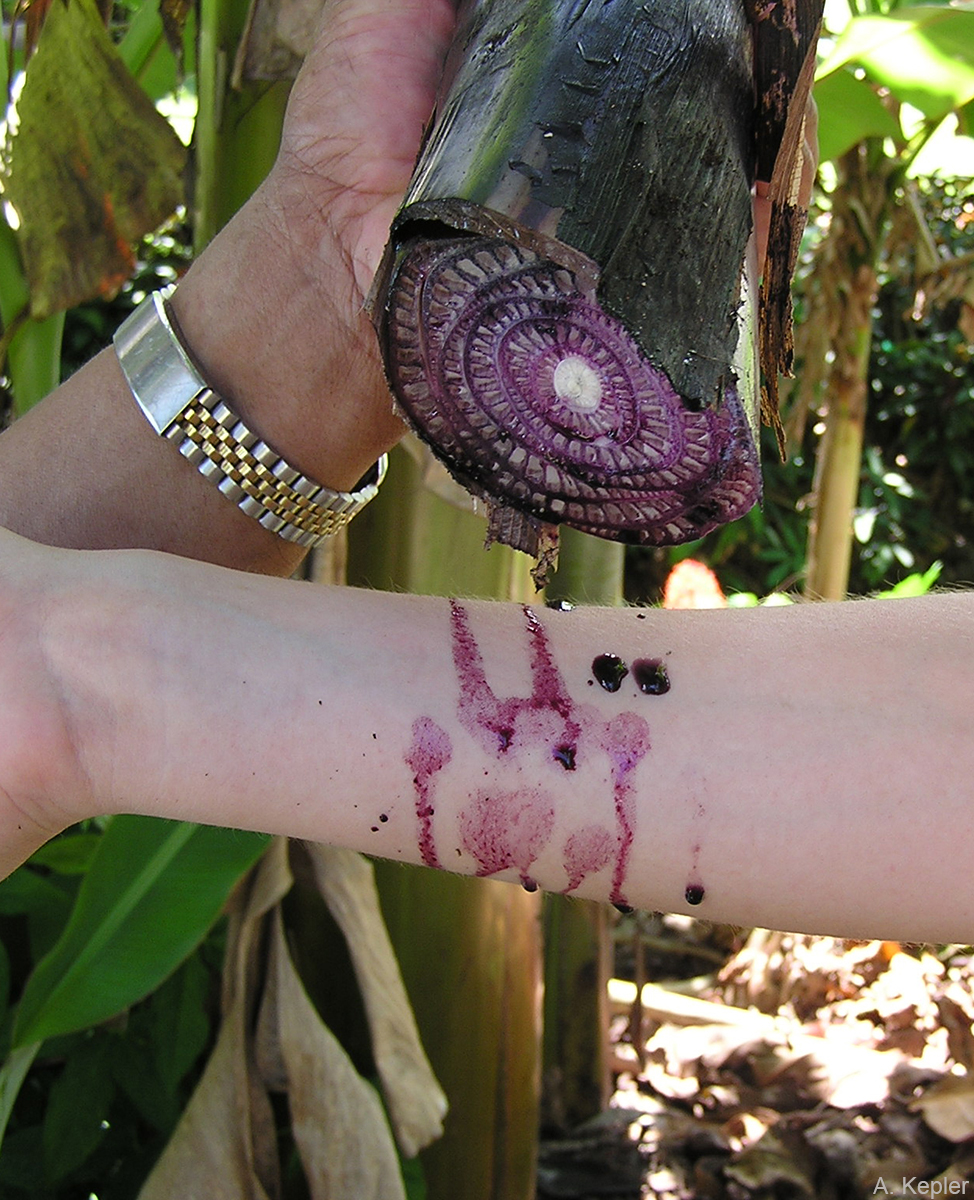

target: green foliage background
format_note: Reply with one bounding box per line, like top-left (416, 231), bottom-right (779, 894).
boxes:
top-left (638, 178), bottom-right (974, 601)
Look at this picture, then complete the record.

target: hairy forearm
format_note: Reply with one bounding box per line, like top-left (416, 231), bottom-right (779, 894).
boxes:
top-left (42, 544), bottom-right (974, 943)
top-left (0, 185), bottom-right (404, 572)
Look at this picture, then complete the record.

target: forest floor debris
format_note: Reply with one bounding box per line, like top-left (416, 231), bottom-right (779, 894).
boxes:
top-left (539, 917), bottom-right (974, 1200)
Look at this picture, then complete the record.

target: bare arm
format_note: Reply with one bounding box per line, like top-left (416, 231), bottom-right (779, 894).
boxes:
top-left (2, 0), bottom-right (957, 946)
top-left (11, 531), bottom-right (973, 944)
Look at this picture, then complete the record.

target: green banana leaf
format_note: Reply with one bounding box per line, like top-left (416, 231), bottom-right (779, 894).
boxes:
top-left (12, 817), bottom-right (268, 1047)
top-left (817, 7), bottom-right (974, 120)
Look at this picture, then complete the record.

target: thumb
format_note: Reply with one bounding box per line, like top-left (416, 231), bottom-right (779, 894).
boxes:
top-left (282, 0), bottom-right (456, 210)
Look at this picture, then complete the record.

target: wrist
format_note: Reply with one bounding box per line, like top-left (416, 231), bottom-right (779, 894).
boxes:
top-left (167, 177), bottom-right (406, 495)
top-left (0, 536), bottom-right (118, 877)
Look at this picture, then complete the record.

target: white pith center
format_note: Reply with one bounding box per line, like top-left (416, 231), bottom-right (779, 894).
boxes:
top-left (553, 355), bottom-right (602, 412)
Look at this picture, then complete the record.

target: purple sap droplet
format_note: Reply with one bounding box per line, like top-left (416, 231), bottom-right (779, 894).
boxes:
top-left (591, 654), bottom-right (628, 693)
top-left (633, 658), bottom-right (670, 696)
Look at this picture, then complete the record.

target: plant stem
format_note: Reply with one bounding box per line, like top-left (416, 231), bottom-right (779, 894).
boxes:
top-left (194, 0), bottom-right (289, 246)
top-left (0, 221), bottom-right (64, 416)
top-left (804, 143), bottom-right (890, 600)
top-left (348, 449), bottom-right (543, 1200)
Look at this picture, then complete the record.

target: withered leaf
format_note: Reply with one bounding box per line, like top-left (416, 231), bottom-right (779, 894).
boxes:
top-left (160, 0), bottom-right (192, 67)
top-left (268, 906), bottom-right (407, 1200)
top-left (4, 0), bottom-right (186, 318)
top-left (304, 844), bottom-right (447, 1158)
top-left (912, 1074), bottom-right (974, 1144)
top-left (137, 841), bottom-right (291, 1200)
top-left (233, 0), bottom-right (325, 85)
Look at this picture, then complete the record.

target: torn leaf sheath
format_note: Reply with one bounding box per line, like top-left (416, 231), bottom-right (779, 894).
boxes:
top-left (374, 0), bottom-right (760, 549)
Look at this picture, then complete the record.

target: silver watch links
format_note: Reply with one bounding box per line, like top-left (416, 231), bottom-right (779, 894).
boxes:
top-left (113, 290), bottom-right (387, 548)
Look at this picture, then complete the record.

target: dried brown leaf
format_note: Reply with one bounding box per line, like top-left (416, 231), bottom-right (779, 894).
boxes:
top-left (234, 0), bottom-right (324, 84)
top-left (764, 1039), bottom-right (904, 1109)
top-left (724, 1126), bottom-right (818, 1198)
top-left (4, 0), bottom-right (185, 317)
top-left (138, 840), bottom-right (292, 1200)
top-left (160, 0), bottom-right (192, 66)
top-left (912, 1074), bottom-right (974, 1143)
top-left (269, 908), bottom-right (406, 1200)
top-left (304, 843), bottom-right (447, 1158)
top-left (750, 0), bottom-right (826, 454)
top-left (939, 984), bottom-right (974, 1072)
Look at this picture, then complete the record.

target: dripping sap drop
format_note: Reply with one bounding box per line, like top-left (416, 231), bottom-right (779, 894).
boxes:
top-left (633, 659), bottom-right (670, 696)
top-left (592, 654), bottom-right (628, 693)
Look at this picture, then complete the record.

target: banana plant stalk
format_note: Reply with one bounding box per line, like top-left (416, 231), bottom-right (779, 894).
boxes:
top-left (373, 0), bottom-right (823, 576)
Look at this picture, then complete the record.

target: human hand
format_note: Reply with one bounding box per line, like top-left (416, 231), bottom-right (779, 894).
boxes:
top-left (166, 0), bottom-right (457, 502)
top-left (274, 0), bottom-right (458, 297)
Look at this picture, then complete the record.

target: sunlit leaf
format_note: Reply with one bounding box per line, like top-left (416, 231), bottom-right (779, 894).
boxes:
top-left (813, 68), bottom-right (902, 162)
top-left (908, 113), bottom-right (974, 179)
top-left (12, 817), bottom-right (269, 1046)
top-left (817, 9), bottom-right (974, 120)
top-left (2, 0), bottom-right (186, 318)
top-left (876, 560), bottom-right (943, 597)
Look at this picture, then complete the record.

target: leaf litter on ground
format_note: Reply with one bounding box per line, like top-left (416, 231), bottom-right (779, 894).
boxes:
top-left (541, 918), bottom-right (974, 1199)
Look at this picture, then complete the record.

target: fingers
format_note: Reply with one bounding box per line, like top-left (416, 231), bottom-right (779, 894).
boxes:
top-left (275, 0), bottom-right (456, 289)
top-left (284, 0), bottom-right (456, 191)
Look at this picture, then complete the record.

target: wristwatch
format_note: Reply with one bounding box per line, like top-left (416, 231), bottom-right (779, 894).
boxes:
top-left (113, 290), bottom-right (387, 548)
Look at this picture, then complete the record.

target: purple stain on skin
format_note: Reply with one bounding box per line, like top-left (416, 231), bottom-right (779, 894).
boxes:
top-left (407, 600), bottom-right (654, 903)
top-left (685, 801), bottom-right (707, 908)
top-left (449, 600), bottom-right (582, 759)
top-left (405, 716), bottom-right (453, 869)
top-left (563, 824), bottom-right (615, 893)
top-left (601, 711), bottom-right (651, 908)
top-left (459, 788), bottom-right (555, 886)
top-left (633, 658), bottom-right (670, 696)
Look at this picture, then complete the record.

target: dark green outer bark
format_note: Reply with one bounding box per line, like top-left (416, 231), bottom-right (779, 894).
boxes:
top-left (386, 0), bottom-right (755, 412)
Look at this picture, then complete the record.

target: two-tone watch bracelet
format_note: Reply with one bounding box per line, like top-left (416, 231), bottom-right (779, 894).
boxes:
top-left (113, 290), bottom-right (387, 548)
